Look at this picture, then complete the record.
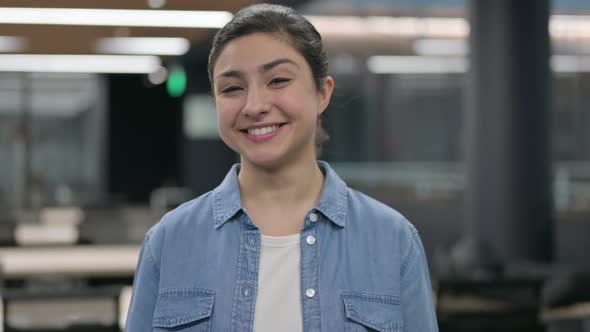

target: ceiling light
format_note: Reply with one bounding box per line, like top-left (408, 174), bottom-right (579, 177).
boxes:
top-left (306, 16), bottom-right (469, 39)
top-left (307, 15), bottom-right (590, 40)
top-left (148, 66), bottom-right (168, 85)
top-left (552, 55), bottom-right (590, 73)
top-left (0, 36), bottom-right (27, 52)
top-left (0, 8), bottom-right (232, 28)
top-left (368, 55), bottom-right (590, 74)
top-left (413, 39), bottom-right (468, 56)
top-left (95, 37), bottom-right (190, 55)
top-left (0, 54), bottom-right (161, 73)
top-left (551, 15), bottom-right (590, 39)
top-left (147, 0), bottom-right (167, 9)
top-left (367, 56), bottom-right (467, 74)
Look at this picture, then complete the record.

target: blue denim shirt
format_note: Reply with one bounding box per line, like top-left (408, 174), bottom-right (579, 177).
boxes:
top-left (126, 161), bottom-right (438, 331)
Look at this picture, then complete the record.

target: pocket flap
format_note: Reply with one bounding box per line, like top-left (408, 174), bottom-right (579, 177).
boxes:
top-left (341, 291), bottom-right (403, 332)
top-left (153, 288), bottom-right (215, 328)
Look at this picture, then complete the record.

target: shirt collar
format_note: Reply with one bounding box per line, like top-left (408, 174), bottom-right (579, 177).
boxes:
top-left (212, 164), bottom-right (243, 229)
top-left (211, 161), bottom-right (347, 229)
top-left (314, 161), bottom-right (347, 227)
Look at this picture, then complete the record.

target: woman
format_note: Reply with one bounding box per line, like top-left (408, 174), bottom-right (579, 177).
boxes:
top-left (126, 4), bottom-right (438, 331)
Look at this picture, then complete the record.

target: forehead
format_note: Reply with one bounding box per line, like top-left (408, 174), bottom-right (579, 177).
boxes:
top-left (213, 33), bottom-right (306, 76)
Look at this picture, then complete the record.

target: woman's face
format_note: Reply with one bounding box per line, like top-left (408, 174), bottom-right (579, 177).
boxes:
top-left (212, 32), bottom-right (333, 170)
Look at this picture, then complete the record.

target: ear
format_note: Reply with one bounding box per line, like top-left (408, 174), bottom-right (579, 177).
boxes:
top-left (317, 76), bottom-right (335, 115)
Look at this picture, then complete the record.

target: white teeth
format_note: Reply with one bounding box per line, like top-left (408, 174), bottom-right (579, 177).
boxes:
top-left (247, 125), bottom-right (279, 136)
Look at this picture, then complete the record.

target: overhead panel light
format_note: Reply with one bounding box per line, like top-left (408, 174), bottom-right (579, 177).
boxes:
top-left (413, 39), bottom-right (468, 56)
top-left (148, 66), bottom-right (168, 85)
top-left (95, 37), bottom-right (190, 55)
top-left (367, 56), bottom-right (467, 74)
top-left (0, 36), bottom-right (27, 52)
top-left (551, 15), bottom-right (590, 40)
top-left (306, 16), bottom-right (469, 39)
top-left (368, 55), bottom-right (590, 74)
top-left (307, 15), bottom-right (590, 40)
top-left (0, 8), bottom-right (232, 28)
top-left (366, 16), bottom-right (469, 38)
top-left (552, 55), bottom-right (590, 73)
top-left (148, 0), bottom-right (167, 9)
top-left (306, 16), bottom-right (374, 38)
top-left (0, 54), bottom-right (161, 73)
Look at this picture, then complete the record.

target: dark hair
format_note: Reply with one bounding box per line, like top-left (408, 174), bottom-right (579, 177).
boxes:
top-left (208, 3), bottom-right (330, 155)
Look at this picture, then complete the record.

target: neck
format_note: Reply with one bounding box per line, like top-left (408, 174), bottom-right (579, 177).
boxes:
top-left (238, 156), bottom-right (324, 208)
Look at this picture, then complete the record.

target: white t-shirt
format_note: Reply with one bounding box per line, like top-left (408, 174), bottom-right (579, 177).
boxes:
top-left (253, 233), bottom-right (303, 332)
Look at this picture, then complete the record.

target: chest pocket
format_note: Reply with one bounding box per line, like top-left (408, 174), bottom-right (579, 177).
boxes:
top-left (152, 288), bottom-right (215, 331)
top-left (342, 291), bottom-right (404, 332)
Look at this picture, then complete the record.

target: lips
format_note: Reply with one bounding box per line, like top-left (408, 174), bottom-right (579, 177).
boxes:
top-left (247, 124), bottom-right (279, 136)
top-left (240, 123), bottom-right (287, 142)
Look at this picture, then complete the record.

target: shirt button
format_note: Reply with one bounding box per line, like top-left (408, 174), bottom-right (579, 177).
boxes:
top-left (305, 288), bottom-right (316, 298)
top-left (306, 235), bottom-right (316, 245)
top-left (242, 286), bottom-right (252, 298)
top-left (309, 213), bottom-right (318, 222)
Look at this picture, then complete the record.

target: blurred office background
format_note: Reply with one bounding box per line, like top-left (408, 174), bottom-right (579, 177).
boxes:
top-left (0, 0), bottom-right (589, 331)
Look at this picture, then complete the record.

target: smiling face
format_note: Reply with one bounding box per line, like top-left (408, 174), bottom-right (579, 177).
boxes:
top-left (212, 32), bottom-right (334, 171)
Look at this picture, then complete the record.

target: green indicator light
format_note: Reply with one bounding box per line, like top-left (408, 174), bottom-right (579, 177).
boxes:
top-left (166, 65), bottom-right (186, 97)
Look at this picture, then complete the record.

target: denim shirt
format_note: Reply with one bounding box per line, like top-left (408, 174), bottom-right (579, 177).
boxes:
top-left (126, 161), bottom-right (438, 332)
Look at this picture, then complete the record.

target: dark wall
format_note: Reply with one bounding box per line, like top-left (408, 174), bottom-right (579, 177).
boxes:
top-left (363, 188), bottom-right (590, 276)
top-left (107, 74), bottom-right (182, 203)
top-left (182, 140), bottom-right (237, 196)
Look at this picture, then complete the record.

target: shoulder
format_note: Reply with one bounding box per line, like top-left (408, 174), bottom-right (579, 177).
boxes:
top-left (344, 187), bottom-right (420, 255)
top-left (144, 191), bottom-right (215, 254)
top-left (346, 187), bottom-right (414, 232)
top-left (159, 191), bottom-right (214, 231)
top-left (319, 161), bottom-right (418, 242)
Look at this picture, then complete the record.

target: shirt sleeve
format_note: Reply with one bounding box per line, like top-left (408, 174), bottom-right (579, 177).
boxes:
top-left (400, 224), bottom-right (439, 332)
top-left (125, 232), bottom-right (159, 331)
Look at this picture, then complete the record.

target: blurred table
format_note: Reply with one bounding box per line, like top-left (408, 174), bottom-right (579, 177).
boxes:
top-left (541, 302), bottom-right (590, 332)
top-left (436, 277), bottom-right (544, 332)
top-left (0, 245), bottom-right (140, 331)
top-left (0, 245), bottom-right (140, 279)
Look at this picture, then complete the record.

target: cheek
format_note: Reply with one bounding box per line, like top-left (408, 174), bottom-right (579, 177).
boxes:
top-left (215, 109), bottom-right (238, 150)
top-left (215, 100), bottom-right (239, 126)
top-left (281, 96), bottom-right (319, 126)
top-left (216, 109), bottom-right (229, 127)
top-left (277, 85), bottom-right (321, 116)
top-left (275, 90), bottom-right (307, 116)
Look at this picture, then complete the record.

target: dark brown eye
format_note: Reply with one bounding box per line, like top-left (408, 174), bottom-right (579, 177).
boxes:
top-left (221, 85), bottom-right (243, 93)
top-left (269, 77), bottom-right (290, 86)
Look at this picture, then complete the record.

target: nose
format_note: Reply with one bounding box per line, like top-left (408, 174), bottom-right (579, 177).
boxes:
top-left (242, 85), bottom-right (271, 118)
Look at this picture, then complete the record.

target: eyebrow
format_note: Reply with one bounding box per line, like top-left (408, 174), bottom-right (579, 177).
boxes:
top-left (216, 58), bottom-right (299, 81)
top-left (262, 58), bottom-right (299, 72)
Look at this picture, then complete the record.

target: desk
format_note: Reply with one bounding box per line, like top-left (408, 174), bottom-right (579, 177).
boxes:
top-left (541, 302), bottom-right (590, 332)
top-left (0, 245), bottom-right (140, 331)
top-left (0, 245), bottom-right (140, 279)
